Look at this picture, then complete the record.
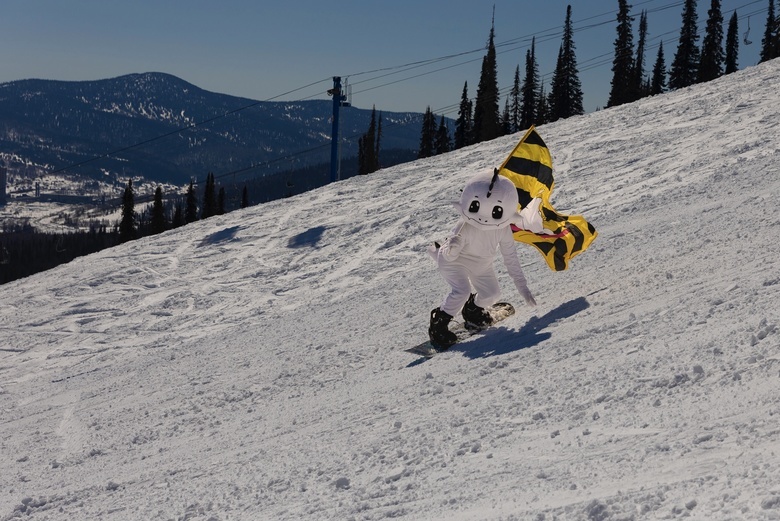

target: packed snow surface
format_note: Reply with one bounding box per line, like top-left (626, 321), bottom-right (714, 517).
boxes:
top-left (2, 60), bottom-right (780, 520)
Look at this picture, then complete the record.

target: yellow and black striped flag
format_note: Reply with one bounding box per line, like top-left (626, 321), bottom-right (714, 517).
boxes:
top-left (499, 126), bottom-right (597, 271)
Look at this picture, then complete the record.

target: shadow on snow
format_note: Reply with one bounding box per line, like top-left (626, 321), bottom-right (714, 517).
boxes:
top-left (459, 296), bottom-right (590, 359)
top-left (288, 226), bottom-right (327, 249)
top-left (406, 296), bottom-right (591, 367)
top-left (199, 226), bottom-right (243, 247)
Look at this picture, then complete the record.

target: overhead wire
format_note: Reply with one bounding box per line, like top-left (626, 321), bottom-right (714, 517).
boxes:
top-left (157, 0), bottom-right (771, 191)
top-left (57, 0), bottom-right (769, 196)
top-left (79, 0), bottom-right (673, 186)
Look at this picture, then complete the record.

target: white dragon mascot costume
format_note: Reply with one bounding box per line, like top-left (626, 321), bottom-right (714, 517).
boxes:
top-left (428, 169), bottom-right (541, 349)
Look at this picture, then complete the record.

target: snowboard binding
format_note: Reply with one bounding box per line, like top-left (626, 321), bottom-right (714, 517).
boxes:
top-left (428, 307), bottom-right (458, 349)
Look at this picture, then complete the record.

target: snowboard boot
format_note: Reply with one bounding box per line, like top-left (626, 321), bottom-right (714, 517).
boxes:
top-left (429, 307), bottom-right (458, 349)
top-left (462, 293), bottom-right (493, 330)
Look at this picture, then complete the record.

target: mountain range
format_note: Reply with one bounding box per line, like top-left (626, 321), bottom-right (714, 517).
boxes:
top-left (0, 72), bottom-right (425, 189)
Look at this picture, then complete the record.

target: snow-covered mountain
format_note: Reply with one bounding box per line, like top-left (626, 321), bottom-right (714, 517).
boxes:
top-left (2, 60), bottom-right (780, 520)
top-left (0, 72), bottom-right (422, 188)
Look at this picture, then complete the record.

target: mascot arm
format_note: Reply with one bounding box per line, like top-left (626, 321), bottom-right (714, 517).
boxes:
top-left (440, 234), bottom-right (464, 261)
top-left (499, 233), bottom-right (537, 306)
top-left (439, 219), bottom-right (466, 261)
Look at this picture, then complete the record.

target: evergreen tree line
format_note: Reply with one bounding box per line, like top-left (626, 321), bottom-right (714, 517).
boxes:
top-left (418, 6), bottom-right (586, 156)
top-left (1, 146), bottom-right (418, 285)
top-left (759, 0), bottom-right (780, 61)
top-left (117, 174), bottom-right (244, 244)
top-left (0, 175), bottom-right (237, 284)
top-left (613, 0), bottom-right (780, 105)
top-left (273, 0), bottom-right (780, 172)
top-left (417, 0), bottom-right (780, 156)
top-left (0, 221), bottom-right (119, 284)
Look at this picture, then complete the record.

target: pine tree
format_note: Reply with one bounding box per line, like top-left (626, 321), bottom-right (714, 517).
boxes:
top-left (669, 0), bottom-right (701, 89)
top-left (357, 136), bottom-right (366, 175)
top-left (454, 82), bottom-right (473, 149)
top-left (632, 10), bottom-right (649, 101)
top-left (119, 179), bottom-right (136, 243)
top-left (608, 0), bottom-right (635, 108)
top-left (473, 18), bottom-right (501, 143)
top-left (774, 15), bottom-right (780, 59)
top-left (241, 185), bottom-right (250, 209)
top-left (418, 107), bottom-right (437, 159)
top-left (364, 106), bottom-right (377, 173)
top-left (434, 116), bottom-right (452, 155)
top-left (172, 202), bottom-right (184, 228)
top-left (150, 186), bottom-right (166, 235)
top-left (725, 11), bottom-right (739, 74)
top-left (520, 38), bottom-right (539, 130)
top-left (536, 82), bottom-right (550, 125)
top-left (185, 180), bottom-right (198, 224)
top-left (761, 0), bottom-right (778, 62)
top-left (509, 65), bottom-right (521, 133)
top-left (374, 112), bottom-right (382, 171)
top-left (500, 100), bottom-right (511, 135)
top-left (358, 107), bottom-right (380, 174)
top-left (650, 42), bottom-right (667, 95)
top-left (549, 5), bottom-right (584, 121)
top-left (201, 173), bottom-right (217, 219)
top-left (698, 0), bottom-right (725, 83)
top-left (217, 187), bottom-right (226, 215)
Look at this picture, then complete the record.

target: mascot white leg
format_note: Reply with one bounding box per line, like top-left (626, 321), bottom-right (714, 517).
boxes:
top-left (437, 259), bottom-right (473, 317)
top-left (467, 263), bottom-right (501, 309)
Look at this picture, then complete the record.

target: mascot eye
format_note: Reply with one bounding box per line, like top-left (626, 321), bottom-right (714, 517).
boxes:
top-left (492, 206), bottom-right (504, 219)
top-left (468, 201), bottom-right (480, 213)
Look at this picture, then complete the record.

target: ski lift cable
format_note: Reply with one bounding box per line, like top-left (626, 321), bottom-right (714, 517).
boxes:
top-left (212, 1), bottom-right (763, 184)
top-left (210, 0), bottom-right (770, 184)
top-left (51, 0), bottom-right (764, 191)
top-left (347, 0), bottom-right (679, 91)
top-left (49, 0), bottom-right (684, 181)
top-left (342, 0), bottom-right (751, 110)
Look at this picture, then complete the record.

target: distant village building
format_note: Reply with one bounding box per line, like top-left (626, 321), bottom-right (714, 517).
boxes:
top-left (0, 166), bottom-right (7, 206)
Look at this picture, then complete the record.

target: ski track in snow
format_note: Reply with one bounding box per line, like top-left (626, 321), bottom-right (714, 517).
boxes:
top-left (1, 61), bottom-right (780, 520)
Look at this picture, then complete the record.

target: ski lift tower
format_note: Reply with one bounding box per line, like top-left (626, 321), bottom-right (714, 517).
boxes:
top-left (328, 76), bottom-right (350, 183)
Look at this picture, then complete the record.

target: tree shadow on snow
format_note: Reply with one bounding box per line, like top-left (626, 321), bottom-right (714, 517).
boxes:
top-left (288, 226), bottom-right (327, 249)
top-left (456, 296), bottom-right (591, 359)
top-left (199, 225), bottom-right (243, 247)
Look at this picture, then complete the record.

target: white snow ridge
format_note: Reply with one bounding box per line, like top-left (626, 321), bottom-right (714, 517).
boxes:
top-left (2, 60), bottom-right (780, 520)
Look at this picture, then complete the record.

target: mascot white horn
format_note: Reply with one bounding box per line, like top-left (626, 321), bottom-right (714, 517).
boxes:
top-left (427, 169), bottom-right (540, 349)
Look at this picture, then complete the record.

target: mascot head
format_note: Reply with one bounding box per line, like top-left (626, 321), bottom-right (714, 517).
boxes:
top-left (456, 169), bottom-right (520, 230)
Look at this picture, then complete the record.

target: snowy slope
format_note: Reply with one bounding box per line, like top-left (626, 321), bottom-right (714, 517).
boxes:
top-left (2, 60), bottom-right (780, 521)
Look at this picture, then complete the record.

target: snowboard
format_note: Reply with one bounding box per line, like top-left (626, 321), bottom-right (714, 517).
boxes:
top-left (405, 302), bottom-right (515, 358)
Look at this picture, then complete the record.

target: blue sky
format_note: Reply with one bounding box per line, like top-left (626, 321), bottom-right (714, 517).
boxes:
top-left (0, 0), bottom-right (768, 116)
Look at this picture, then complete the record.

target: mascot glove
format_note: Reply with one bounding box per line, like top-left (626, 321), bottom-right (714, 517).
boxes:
top-left (519, 286), bottom-right (537, 307)
top-left (516, 197), bottom-right (545, 233)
